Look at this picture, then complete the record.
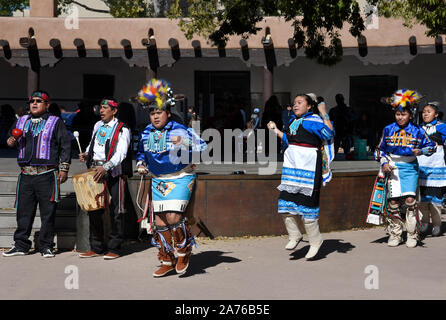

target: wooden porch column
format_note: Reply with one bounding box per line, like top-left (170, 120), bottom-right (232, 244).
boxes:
top-left (20, 36), bottom-right (41, 96)
top-left (27, 68), bottom-right (40, 96)
top-left (262, 65), bottom-right (273, 107)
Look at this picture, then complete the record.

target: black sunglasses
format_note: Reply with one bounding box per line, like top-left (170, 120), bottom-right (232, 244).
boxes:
top-left (29, 99), bottom-right (44, 103)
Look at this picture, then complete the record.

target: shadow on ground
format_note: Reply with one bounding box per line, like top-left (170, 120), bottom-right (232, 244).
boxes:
top-left (289, 239), bottom-right (355, 261)
top-left (50, 239), bottom-right (152, 256)
top-left (120, 240), bottom-right (152, 257)
top-left (179, 251), bottom-right (242, 278)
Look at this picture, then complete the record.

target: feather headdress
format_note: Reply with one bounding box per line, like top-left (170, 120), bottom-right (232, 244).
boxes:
top-left (137, 78), bottom-right (175, 109)
top-left (391, 89), bottom-right (422, 111)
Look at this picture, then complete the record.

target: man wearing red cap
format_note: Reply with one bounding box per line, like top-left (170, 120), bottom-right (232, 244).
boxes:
top-left (78, 98), bottom-right (132, 260)
top-left (3, 90), bottom-right (72, 258)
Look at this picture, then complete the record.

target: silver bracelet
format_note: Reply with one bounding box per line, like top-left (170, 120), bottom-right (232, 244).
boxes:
top-left (103, 161), bottom-right (114, 171)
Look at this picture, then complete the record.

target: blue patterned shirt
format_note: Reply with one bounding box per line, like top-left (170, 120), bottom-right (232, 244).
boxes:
top-left (374, 122), bottom-right (435, 163)
top-left (136, 120), bottom-right (207, 176)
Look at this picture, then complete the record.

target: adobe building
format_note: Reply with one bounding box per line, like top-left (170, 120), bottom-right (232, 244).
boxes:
top-left (1, 1), bottom-right (445, 245)
top-left (1, 0), bottom-right (445, 129)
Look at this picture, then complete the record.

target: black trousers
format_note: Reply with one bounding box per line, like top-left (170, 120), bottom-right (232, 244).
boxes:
top-left (88, 175), bottom-right (124, 254)
top-left (14, 172), bottom-right (57, 252)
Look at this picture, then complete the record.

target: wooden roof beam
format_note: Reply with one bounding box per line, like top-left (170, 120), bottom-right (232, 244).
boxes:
top-left (409, 36), bottom-right (417, 56)
top-left (20, 28), bottom-right (40, 71)
top-left (168, 38), bottom-right (180, 61)
top-left (142, 29), bottom-right (159, 72)
top-left (49, 38), bottom-right (63, 59)
top-left (435, 35), bottom-right (443, 54)
top-left (73, 38), bottom-right (86, 58)
top-left (192, 40), bottom-right (202, 58)
top-left (262, 27), bottom-right (276, 70)
top-left (288, 38), bottom-right (297, 58)
top-left (121, 39), bottom-right (133, 59)
top-left (358, 35), bottom-right (368, 57)
top-left (240, 39), bottom-right (249, 61)
top-left (98, 38), bottom-right (109, 58)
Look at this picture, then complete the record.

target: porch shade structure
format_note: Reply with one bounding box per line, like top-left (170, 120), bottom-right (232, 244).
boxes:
top-left (0, 17), bottom-right (443, 100)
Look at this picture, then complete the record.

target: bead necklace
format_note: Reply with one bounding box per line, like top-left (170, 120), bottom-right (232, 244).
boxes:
top-left (24, 117), bottom-right (46, 137)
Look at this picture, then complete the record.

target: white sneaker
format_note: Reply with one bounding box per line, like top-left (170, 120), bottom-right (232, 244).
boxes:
top-left (2, 246), bottom-right (28, 257)
top-left (41, 248), bottom-right (55, 258)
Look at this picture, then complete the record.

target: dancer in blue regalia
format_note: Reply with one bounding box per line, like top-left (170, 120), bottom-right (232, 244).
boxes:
top-left (136, 79), bottom-right (206, 277)
top-left (374, 89), bottom-right (435, 248)
top-left (268, 93), bottom-right (334, 260)
top-left (417, 101), bottom-right (446, 237)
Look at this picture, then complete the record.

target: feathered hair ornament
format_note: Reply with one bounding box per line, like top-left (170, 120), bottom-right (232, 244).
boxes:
top-left (137, 78), bottom-right (175, 110)
top-left (391, 89), bottom-right (422, 112)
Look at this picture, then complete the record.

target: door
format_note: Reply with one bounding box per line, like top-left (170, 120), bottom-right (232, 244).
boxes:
top-left (349, 75), bottom-right (398, 151)
top-left (195, 71), bottom-right (250, 129)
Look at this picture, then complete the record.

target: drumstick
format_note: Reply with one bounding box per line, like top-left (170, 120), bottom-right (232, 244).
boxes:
top-left (73, 131), bottom-right (83, 154)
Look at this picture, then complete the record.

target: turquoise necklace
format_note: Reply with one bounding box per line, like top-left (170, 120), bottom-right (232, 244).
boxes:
top-left (147, 129), bottom-right (168, 153)
top-left (289, 118), bottom-right (303, 135)
top-left (96, 124), bottom-right (113, 146)
top-left (24, 117), bottom-right (46, 137)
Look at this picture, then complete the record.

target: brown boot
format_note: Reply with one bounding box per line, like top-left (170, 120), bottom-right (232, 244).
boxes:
top-left (153, 253), bottom-right (176, 277)
top-left (175, 253), bottom-right (190, 274)
top-left (152, 227), bottom-right (176, 278)
top-left (172, 220), bottom-right (194, 274)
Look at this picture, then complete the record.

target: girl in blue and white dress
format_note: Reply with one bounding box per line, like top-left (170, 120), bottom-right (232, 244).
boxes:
top-left (375, 89), bottom-right (435, 248)
top-left (418, 102), bottom-right (446, 237)
top-left (268, 93), bottom-right (334, 260)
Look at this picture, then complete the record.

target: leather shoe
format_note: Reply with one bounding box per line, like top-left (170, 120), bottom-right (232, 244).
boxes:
top-left (153, 262), bottom-right (175, 277)
top-left (104, 252), bottom-right (120, 260)
top-left (79, 250), bottom-right (101, 258)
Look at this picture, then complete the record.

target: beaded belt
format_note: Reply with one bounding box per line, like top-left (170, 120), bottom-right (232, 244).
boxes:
top-left (21, 165), bottom-right (57, 175)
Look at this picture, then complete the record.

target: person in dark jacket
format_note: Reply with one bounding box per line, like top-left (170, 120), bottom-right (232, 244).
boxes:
top-left (3, 91), bottom-right (71, 258)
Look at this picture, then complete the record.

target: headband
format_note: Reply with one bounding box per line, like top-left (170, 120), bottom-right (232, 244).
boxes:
top-left (101, 99), bottom-right (119, 108)
top-left (426, 101), bottom-right (440, 108)
top-left (29, 91), bottom-right (50, 103)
